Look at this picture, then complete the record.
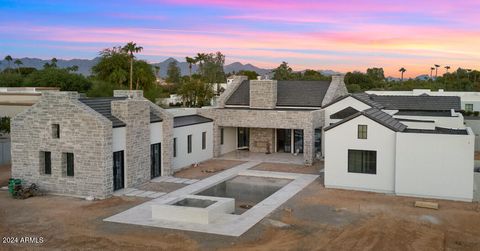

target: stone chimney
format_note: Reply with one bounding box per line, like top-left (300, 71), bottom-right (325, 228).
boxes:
top-left (113, 90), bottom-right (144, 99)
top-left (321, 75), bottom-right (348, 106)
top-left (111, 98), bottom-right (150, 187)
top-left (249, 80), bottom-right (277, 109)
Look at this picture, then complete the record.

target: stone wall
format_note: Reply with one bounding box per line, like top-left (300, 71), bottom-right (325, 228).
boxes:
top-left (111, 99), bottom-right (151, 187)
top-left (249, 128), bottom-right (275, 153)
top-left (322, 75), bottom-right (349, 106)
top-left (198, 108), bottom-right (323, 165)
top-left (249, 80), bottom-right (277, 109)
top-left (149, 103), bottom-right (174, 176)
top-left (11, 92), bottom-right (113, 199)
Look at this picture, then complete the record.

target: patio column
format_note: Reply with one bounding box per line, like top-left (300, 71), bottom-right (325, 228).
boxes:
top-left (303, 127), bottom-right (315, 166)
top-left (212, 124), bottom-right (221, 158)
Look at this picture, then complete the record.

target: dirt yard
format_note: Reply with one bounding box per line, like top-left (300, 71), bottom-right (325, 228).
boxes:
top-left (174, 159), bottom-right (245, 179)
top-left (251, 161), bottom-right (322, 174)
top-left (475, 151), bottom-right (480, 160)
top-left (0, 164), bottom-right (11, 187)
top-left (1, 163), bottom-right (480, 250)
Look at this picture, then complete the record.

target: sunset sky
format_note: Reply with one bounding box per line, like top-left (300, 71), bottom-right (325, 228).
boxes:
top-left (0, 0), bottom-right (479, 77)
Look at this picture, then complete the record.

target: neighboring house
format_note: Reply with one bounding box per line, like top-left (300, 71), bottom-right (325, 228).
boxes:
top-left (11, 90), bottom-right (213, 198)
top-left (198, 75), bottom-right (348, 165)
top-left (367, 89), bottom-right (480, 112)
top-left (0, 87), bottom-right (59, 117)
top-left (323, 93), bottom-right (475, 201)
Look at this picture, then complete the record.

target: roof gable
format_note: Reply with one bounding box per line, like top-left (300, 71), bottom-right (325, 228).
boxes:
top-left (330, 106), bottom-right (359, 119)
top-left (325, 108), bottom-right (407, 132)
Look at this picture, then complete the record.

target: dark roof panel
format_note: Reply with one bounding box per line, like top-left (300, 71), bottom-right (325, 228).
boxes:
top-left (368, 95), bottom-right (461, 111)
top-left (394, 110), bottom-right (453, 117)
top-left (174, 115), bottom-right (213, 128)
top-left (330, 106), bottom-right (359, 119)
top-left (79, 97), bottom-right (162, 128)
top-left (276, 80), bottom-right (330, 107)
top-left (325, 108), bottom-right (407, 132)
top-left (225, 80), bottom-right (331, 107)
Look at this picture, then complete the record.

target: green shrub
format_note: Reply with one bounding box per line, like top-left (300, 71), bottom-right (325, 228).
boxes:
top-left (0, 117), bottom-right (10, 134)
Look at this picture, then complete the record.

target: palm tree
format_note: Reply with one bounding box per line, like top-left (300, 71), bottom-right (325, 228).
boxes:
top-left (399, 67), bottom-right (406, 81)
top-left (434, 64), bottom-right (440, 78)
top-left (194, 53), bottom-right (207, 74)
top-left (122, 42), bottom-right (143, 92)
top-left (430, 67), bottom-right (435, 79)
top-left (444, 65), bottom-right (451, 74)
top-left (14, 59), bottom-right (23, 74)
top-left (51, 57), bottom-right (58, 68)
top-left (185, 56), bottom-right (196, 77)
top-left (4, 55), bottom-right (12, 69)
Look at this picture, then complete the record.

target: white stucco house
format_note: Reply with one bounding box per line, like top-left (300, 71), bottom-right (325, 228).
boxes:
top-left (323, 93), bottom-right (475, 201)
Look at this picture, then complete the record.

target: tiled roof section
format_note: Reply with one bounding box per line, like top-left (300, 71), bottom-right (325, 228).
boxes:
top-left (404, 127), bottom-right (469, 135)
top-left (325, 108), bottom-right (407, 132)
top-left (330, 107), bottom-right (359, 119)
top-left (394, 110), bottom-right (453, 117)
top-left (368, 95), bottom-right (461, 111)
top-left (351, 93), bottom-right (384, 109)
top-left (79, 97), bottom-right (162, 128)
top-left (174, 115), bottom-right (213, 128)
top-left (276, 81), bottom-right (330, 107)
top-left (225, 80), bottom-right (331, 107)
top-left (225, 80), bottom-right (249, 106)
top-left (321, 93), bottom-right (384, 109)
top-left (79, 97), bottom-right (127, 128)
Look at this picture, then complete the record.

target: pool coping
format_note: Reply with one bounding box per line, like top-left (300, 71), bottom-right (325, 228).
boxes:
top-left (104, 161), bottom-right (319, 236)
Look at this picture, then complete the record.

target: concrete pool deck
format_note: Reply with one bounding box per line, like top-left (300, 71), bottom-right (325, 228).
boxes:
top-left (104, 161), bottom-right (319, 236)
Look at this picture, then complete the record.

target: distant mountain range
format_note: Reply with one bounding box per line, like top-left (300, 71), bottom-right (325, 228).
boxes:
top-left (0, 57), bottom-right (341, 78)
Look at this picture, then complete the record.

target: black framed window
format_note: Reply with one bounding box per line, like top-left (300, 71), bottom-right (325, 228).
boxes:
top-left (173, 138), bottom-right (177, 157)
top-left (187, 134), bottom-right (192, 153)
top-left (465, 104), bottom-right (474, 112)
top-left (52, 124), bottom-right (60, 138)
top-left (65, 153), bottom-right (74, 176)
top-left (220, 128), bottom-right (224, 145)
top-left (357, 125), bottom-right (367, 139)
top-left (42, 151), bottom-right (51, 175)
top-left (348, 150), bottom-right (376, 174)
top-left (202, 132), bottom-right (206, 150)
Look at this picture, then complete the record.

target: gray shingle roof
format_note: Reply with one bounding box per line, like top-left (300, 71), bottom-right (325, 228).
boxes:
top-left (404, 127), bottom-right (468, 135)
top-left (79, 97), bottom-right (162, 128)
top-left (325, 108), bottom-right (407, 132)
top-left (368, 95), bottom-right (461, 111)
top-left (225, 80), bottom-right (331, 107)
top-left (394, 110), bottom-right (453, 117)
top-left (174, 115), bottom-right (213, 128)
top-left (330, 107), bottom-right (359, 119)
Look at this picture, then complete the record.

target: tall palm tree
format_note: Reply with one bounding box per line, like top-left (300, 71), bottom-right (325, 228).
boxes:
top-left (4, 55), bottom-right (12, 69)
top-left (434, 64), bottom-right (440, 78)
top-left (444, 65), bottom-right (451, 74)
top-left (194, 53), bottom-right (207, 74)
top-left (399, 67), bottom-right (406, 82)
top-left (14, 59), bottom-right (23, 74)
top-left (51, 57), bottom-right (58, 68)
top-left (122, 42), bottom-right (143, 92)
top-left (185, 56), bottom-right (196, 77)
top-left (430, 67), bottom-right (435, 79)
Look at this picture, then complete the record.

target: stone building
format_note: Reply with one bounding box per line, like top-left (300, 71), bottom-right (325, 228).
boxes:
top-left (198, 75), bottom-right (348, 165)
top-left (11, 90), bottom-right (213, 198)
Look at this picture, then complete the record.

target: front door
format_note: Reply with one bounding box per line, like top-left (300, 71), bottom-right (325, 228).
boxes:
top-left (151, 143), bottom-right (161, 178)
top-left (276, 129), bottom-right (292, 153)
top-left (113, 151), bottom-right (124, 191)
top-left (237, 127), bottom-right (249, 149)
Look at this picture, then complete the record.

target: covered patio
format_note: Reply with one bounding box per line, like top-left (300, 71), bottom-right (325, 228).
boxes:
top-left (217, 150), bottom-right (304, 165)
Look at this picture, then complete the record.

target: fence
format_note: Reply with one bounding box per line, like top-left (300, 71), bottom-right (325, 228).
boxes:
top-left (0, 139), bottom-right (11, 165)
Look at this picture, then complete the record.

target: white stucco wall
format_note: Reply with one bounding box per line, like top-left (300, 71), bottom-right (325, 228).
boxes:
top-left (112, 127), bottom-right (126, 152)
top-left (324, 115), bottom-right (397, 193)
top-left (398, 120), bottom-right (435, 130)
top-left (393, 114), bottom-right (465, 129)
top-left (395, 129), bottom-right (474, 201)
top-left (464, 119), bottom-right (480, 150)
top-left (220, 127), bottom-right (237, 155)
top-left (173, 122), bottom-right (213, 170)
top-left (323, 97), bottom-right (372, 127)
top-left (150, 122), bottom-right (163, 144)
